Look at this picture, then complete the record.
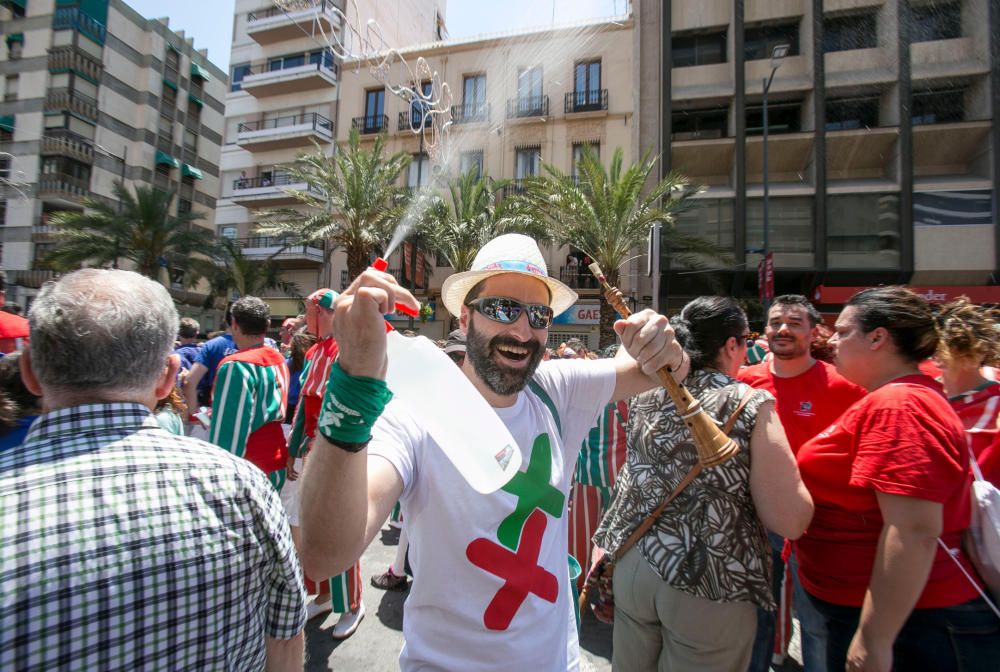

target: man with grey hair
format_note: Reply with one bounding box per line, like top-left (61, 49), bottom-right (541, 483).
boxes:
top-left (0, 270), bottom-right (306, 670)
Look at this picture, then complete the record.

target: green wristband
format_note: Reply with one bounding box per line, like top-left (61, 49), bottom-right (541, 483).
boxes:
top-left (317, 361), bottom-right (393, 445)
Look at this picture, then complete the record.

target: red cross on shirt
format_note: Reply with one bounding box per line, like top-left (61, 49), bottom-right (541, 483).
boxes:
top-left (465, 509), bottom-right (559, 631)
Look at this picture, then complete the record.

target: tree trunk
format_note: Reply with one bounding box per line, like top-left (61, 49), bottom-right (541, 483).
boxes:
top-left (597, 267), bottom-right (620, 349)
top-left (345, 245), bottom-right (370, 288)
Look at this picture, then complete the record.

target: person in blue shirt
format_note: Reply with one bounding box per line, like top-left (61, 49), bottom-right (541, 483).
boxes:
top-left (182, 309), bottom-right (237, 416)
top-left (0, 352), bottom-right (41, 452)
top-left (174, 317), bottom-right (201, 371)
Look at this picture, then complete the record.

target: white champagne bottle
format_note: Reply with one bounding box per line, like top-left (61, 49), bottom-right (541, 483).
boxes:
top-left (384, 331), bottom-right (522, 494)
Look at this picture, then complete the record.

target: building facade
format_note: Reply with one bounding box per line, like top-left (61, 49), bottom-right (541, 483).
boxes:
top-left (217, 0), bottom-right (446, 320)
top-left (0, 0), bottom-right (228, 323)
top-left (635, 0), bottom-right (999, 314)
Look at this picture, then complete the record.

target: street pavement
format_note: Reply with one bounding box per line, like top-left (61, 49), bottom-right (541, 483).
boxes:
top-left (303, 522), bottom-right (802, 671)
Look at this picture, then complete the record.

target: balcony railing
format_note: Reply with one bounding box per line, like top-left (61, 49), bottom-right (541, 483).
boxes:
top-left (41, 130), bottom-right (95, 164)
top-left (564, 89), bottom-right (608, 113)
top-left (398, 111), bottom-right (433, 132)
top-left (501, 178), bottom-right (529, 199)
top-left (243, 55), bottom-right (338, 79)
top-left (38, 172), bottom-right (90, 200)
top-left (52, 7), bottom-right (107, 43)
top-left (232, 173), bottom-right (308, 191)
top-left (352, 114), bottom-right (389, 134)
top-left (45, 88), bottom-right (98, 121)
top-left (450, 102), bottom-right (490, 124)
top-left (8, 270), bottom-right (59, 289)
top-left (506, 95), bottom-right (549, 119)
top-left (248, 1), bottom-right (335, 22)
top-left (558, 265), bottom-right (599, 289)
top-left (237, 235), bottom-right (326, 251)
top-left (47, 45), bottom-right (102, 81)
top-left (238, 112), bottom-right (333, 134)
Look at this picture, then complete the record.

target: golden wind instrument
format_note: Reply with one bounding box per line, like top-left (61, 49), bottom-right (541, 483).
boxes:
top-left (587, 262), bottom-right (740, 468)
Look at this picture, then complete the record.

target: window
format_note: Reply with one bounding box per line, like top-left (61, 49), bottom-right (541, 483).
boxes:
top-left (408, 153), bottom-right (430, 189)
top-left (0, 156), bottom-right (9, 180)
top-left (571, 143), bottom-right (598, 179)
top-left (672, 31), bottom-right (727, 67)
top-left (672, 106), bottom-right (728, 139)
top-left (187, 103), bottom-right (201, 127)
top-left (364, 88), bottom-right (385, 129)
top-left (409, 81), bottom-right (433, 128)
top-left (748, 197), bottom-right (814, 261)
top-left (746, 101), bottom-right (801, 135)
top-left (826, 96), bottom-right (879, 130)
top-left (4, 75), bottom-right (18, 103)
top-left (162, 85), bottom-right (177, 111)
top-left (307, 49), bottom-right (335, 69)
top-left (914, 190), bottom-right (992, 227)
top-left (672, 199), bottom-right (735, 251)
top-left (515, 146), bottom-right (540, 179)
top-left (459, 150), bottom-right (483, 178)
top-left (231, 63), bottom-right (251, 92)
top-left (517, 66), bottom-right (543, 110)
top-left (574, 60), bottom-right (601, 100)
top-left (219, 225), bottom-right (237, 239)
top-left (270, 52), bottom-right (304, 71)
top-left (824, 13), bottom-right (878, 52)
top-left (463, 74), bottom-right (487, 118)
top-left (827, 193), bottom-right (901, 268)
top-left (8, 39), bottom-right (23, 60)
top-left (744, 22), bottom-right (800, 61)
top-left (154, 163), bottom-right (170, 190)
top-left (165, 48), bottom-right (180, 73)
top-left (912, 2), bottom-right (962, 43)
top-left (183, 128), bottom-right (197, 152)
top-left (190, 77), bottom-right (204, 99)
top-left (912, 89), bottom-right (964, 124)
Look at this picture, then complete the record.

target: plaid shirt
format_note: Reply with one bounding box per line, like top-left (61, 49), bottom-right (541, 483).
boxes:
top-left (0, 403), bottom-right (306, 671)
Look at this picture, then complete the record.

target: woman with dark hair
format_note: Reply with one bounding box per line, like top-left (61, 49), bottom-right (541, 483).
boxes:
top-left (0, 352), bottom-right (42, 451)
top-left (796, 286), bottom-right (1000, 671)
top-left (595, 296), bottom-right (813, 671)
top-left (285, 329), bottom-right (317, 425)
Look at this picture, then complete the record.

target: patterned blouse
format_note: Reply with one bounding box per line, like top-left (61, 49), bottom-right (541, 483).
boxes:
top-left (594, 369), bottom-right (776, 610)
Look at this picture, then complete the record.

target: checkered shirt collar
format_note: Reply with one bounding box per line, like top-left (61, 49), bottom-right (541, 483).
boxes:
top-left (24, 402), bottom-right (158, 444)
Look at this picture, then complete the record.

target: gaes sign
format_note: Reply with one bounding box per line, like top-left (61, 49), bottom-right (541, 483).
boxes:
top-left (553, 301), bottom-right (601, 325)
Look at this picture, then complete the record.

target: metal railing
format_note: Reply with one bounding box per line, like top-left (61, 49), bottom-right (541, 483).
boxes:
top-left (237, 236), bottom-right (325, 252)
top-left (41, 130), bottom-right (94, 163)
top-left (352, 114), bottom-right (389, 134)
top-left (232, 173), bottom-right (302, 190)
top-left (501, 178), bottom-right (529, 199)
top-left (242, 55), bottom-right (338, 79)
top-left (248, 0), bottom-right (334, 22)
top-left (238, 112), bottom-right (333, 134)
top-left (45, 88), bottom-right (98, 120)
top-left (53, 7), bottom-right (107, 42)
top-left (564, 89), bottom-right (608, 113)
top-left (38, 172), bottom-right (90, 199)
top-left (398, 111), bottom-right (433, 132)
top-left (47, 45), bottom-right (102, 81)
top-left (558, 265), bottom-right (599, 289)
top-left (506, 95), bottom-right (549, 119)
top-left (450, 102), bottom-right (490, 124)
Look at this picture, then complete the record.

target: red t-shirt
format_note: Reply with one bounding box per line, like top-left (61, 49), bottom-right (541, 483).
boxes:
top-left (738, 359), bottom-right (866, 453)
top-left (949, 382), bottom-right (1000, 486)
top-left (796, 375), bottom-right (978, 609)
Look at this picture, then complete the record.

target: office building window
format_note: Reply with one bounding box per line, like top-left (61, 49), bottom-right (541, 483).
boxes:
top-left (517, 66), bottom-right (543, 111)
top-left (573, 59), bottom-right (601, 104)
top-left (912, 89), bottom-right (965, 125)
top-left (746, 101), bottom-right (802, 135)
top-left (459, 150), bottom-right (484, 178)
top-left (463, 74), bottom-right (486, 114)
top-left (744, 22), bottom-right (800, 61)
top-left (672, 199), bottom-right (735, 251)
top-left (827, 193), bottom-right (901, 268)
top-left (515, 146), bottom-right (541, 179)
top-left (747, 197), bottom-right (814, 256)
top-left (912, 2), bottom-right (962, 42)
top-left (824, 13), bottom-right (878, 52)
top-left (231, 63), bottom-right (251, 92)
top-left (219, 225), bottom-right (237, 239)
top-left (672, 106), bottom-right (728, 139)
top-left (4, 74), bottom-right (18, 102)
top-left (672, 31), bottom-right (727, 67)
top-left (826, 96), bottom-right (880, 130)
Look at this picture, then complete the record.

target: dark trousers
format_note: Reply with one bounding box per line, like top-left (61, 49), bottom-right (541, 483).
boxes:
top-left (808, 592), bottom-right (1000, 672)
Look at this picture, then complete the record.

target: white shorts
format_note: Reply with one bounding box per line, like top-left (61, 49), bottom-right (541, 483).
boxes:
top-left (280, 458), bottom-right (304, 526)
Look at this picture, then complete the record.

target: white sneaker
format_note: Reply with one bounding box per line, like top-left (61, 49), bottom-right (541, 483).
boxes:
top-left (305, 598), bottom-right (332, 621)
top-left (331, 601), bottom-right (366, 640)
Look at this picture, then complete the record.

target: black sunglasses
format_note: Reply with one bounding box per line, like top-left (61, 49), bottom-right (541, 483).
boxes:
top-left (467, 297), bottom-right (555, 330)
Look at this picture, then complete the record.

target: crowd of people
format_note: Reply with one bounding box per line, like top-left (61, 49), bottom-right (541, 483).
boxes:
top-left (1, 231), bottom-right (999, 671)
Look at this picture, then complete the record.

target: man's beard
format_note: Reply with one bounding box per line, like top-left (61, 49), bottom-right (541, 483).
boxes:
top-left (466, 318), bottom-right (544, 396)
top-left (770, 337), bottom-right (809, 360)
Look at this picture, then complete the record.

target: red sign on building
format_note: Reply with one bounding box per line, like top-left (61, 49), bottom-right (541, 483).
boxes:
top-left (758, 253), bottom-right (774, 303)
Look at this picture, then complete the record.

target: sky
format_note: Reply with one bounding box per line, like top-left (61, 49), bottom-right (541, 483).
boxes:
top-left (122, 0), bottom-right (624, 72)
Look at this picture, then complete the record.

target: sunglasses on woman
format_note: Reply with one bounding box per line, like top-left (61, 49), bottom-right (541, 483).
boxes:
top-left (466, 297), bottom-right (555, 330)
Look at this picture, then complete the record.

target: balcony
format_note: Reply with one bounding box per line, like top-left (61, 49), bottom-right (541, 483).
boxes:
top-left (237, 112), bottom-right (333, 151)
top-left (247, 2), bottom-right (342, 45)
top-left (240, 58), bottom-right (338, 98)
top-left (8, 270), bottom-right (59, 289)
top-left (450, 102), bottom-right (490, 124)
top-left (236, 236), bottom-right (325, 268)
top-left (45, 88), bottom-right (98, 122)
top-left (31, 223), bottom-right (58, 243)
top-left (41, 130), bottom-right (94, 164)
top-left (38, 171), bottom-right (90, 207)
top-left (506, 95), bottom-right (549, 120)
top-left (352, 114), bottom-right (389, 134)
top-left (230, 173), bottom-right (314, 208)
top-left (500, 178), bottom-right (529, 199)
top-left (47, 45), bottom-right (102, 81)
top-left (52, 7), bottom-right (107, 44)
top-left (398, 112), bottom-right (433, 132)
top-left (564, 89), bottom-right (608, 114)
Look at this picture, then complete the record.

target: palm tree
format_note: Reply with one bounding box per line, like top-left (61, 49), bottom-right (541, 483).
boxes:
top-left (45, 181), bottom-right (213, 282)
top-left (516, 145), bottom-right (727, 347)
top-left (256, 129), bottom-right (412, 283)
top-left (190, 237), bottom-right (302, 309)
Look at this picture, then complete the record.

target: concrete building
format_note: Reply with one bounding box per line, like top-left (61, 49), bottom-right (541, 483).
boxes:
top-left (217, 0), bottom-right (447, 321)
top-left (0, 0), bottom-right (228, 322)
top-left (634, 0), bottom-right (999, 314)
top-left (334, 16), bottom-right (636, 345)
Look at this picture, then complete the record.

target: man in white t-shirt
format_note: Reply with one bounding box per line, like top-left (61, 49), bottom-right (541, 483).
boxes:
top-left (298, 234), bottom-right (688, 671)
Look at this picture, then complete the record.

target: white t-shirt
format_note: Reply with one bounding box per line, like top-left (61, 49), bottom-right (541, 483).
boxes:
top-left (369, 358), bottom-right (616, 672)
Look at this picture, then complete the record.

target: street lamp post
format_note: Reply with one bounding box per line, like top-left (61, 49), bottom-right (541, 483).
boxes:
top-left (95, 143), bottom-right (127, 269)
top-left (760, 44), bottom-right (789, 312)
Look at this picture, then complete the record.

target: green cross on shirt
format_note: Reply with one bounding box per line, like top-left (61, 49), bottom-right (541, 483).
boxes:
top-left (496, 433), bottom-right (565, 550)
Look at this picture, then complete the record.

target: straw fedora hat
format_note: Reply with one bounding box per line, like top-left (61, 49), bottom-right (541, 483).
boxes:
top-left (440, 234), bottom-right (578, 318)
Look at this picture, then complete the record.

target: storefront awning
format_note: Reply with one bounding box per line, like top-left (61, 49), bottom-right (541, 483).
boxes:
top-left (190, 62), bottom-right (210, 81)
top-left (0, 115), bottom-right (15, 133)
top-left (181, 163), bottom-right (203, 179)
top-left (155, 150), bottom-right (180, 168)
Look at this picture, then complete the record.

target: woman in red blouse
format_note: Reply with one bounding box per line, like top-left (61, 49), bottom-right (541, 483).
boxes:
top-left (796, 287), bottom-right (1000, 672)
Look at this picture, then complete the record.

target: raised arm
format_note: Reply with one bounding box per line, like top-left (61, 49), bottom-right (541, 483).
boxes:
top-left (610, 309), bottom-right (689, 402)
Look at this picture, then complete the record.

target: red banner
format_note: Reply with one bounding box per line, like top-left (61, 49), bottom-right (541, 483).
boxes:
top-left (813, 285), bottom-right (1000, 305)
top-left (758, 253), bottom-right (774, 303)
top-left (402, 241), bottom-right (425, 288)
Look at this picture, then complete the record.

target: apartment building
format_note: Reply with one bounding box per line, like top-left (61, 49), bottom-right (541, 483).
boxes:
top-left (217, 0), bottom-right (446, 320)
top-left (0, 0), bottom-right (227, 321)
top-left (334, 17), bottom-right (635, 344)
top-left (633, 0), bottom-right (999, 314)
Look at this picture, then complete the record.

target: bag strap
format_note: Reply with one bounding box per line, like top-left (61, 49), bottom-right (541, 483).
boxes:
top-left (527, 378), bottom-right (562, 439)
top-left (937, 538), bottom-right (1000, 619)
top-left (968, 444), bottom-right (987, 483)
top-left (613, 386), bottom-right (755, 561)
